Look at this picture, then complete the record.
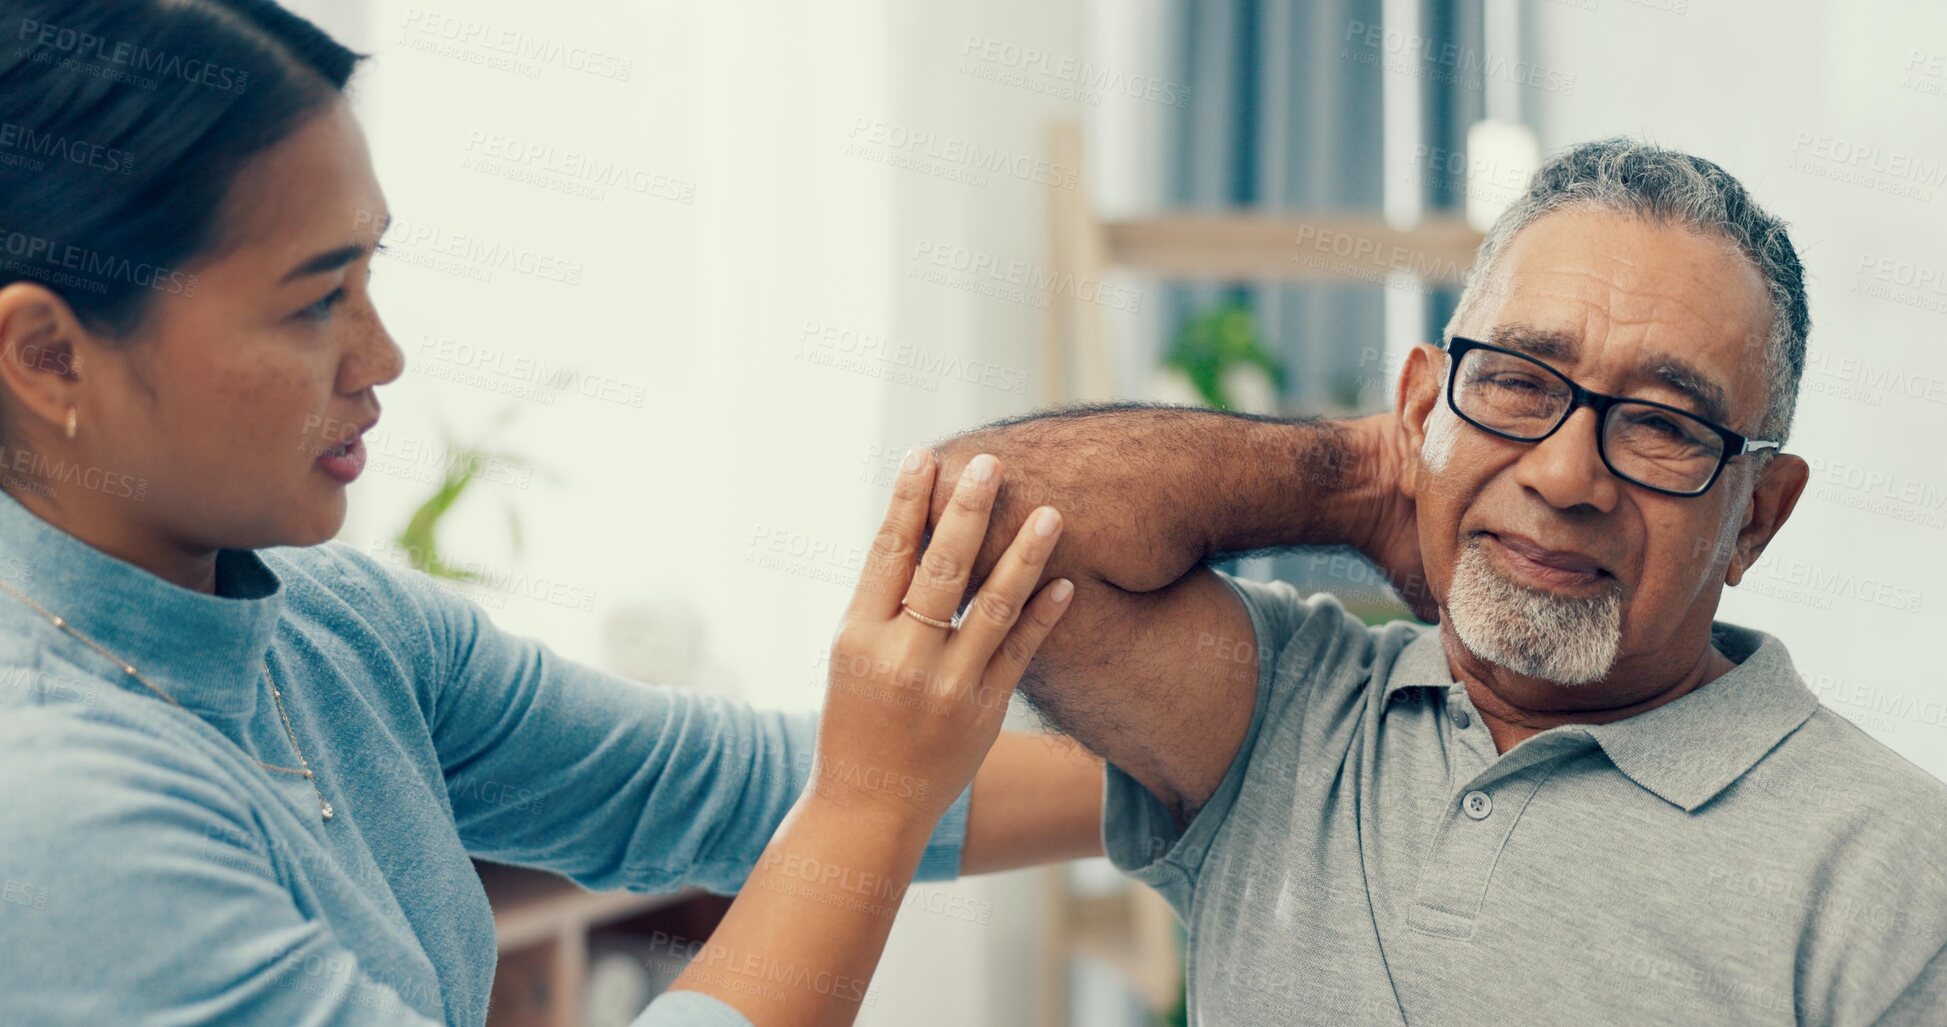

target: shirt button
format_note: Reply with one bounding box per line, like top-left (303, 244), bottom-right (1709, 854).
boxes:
top-left (1462, 790), bottom-right (1493, 820)
top-left (1451, 707), bottom-right (1471, 729)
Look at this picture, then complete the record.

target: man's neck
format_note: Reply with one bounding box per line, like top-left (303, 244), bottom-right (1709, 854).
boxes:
top-left (1443, 623), bottom-right (1739, 755)
top-left (3, 483), bottom-right (219, 595)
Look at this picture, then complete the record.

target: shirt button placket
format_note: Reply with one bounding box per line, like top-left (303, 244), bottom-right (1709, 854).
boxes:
top-left (1462, 789), bottom-right (1493, 820)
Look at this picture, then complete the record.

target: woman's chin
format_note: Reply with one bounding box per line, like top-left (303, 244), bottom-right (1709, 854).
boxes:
top-left (282, 495), bottom-right (350, 548)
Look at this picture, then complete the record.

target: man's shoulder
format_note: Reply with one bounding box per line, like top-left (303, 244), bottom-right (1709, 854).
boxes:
top-left (1211, 570), bottom-right (1416, 671)
top-left (1747, 704), bottom-right (1947, 845)
top-left (1208, 572), bottom-right (1428, 742)
top-left (1746, 708), bottom-right (1947, 1010)
top-left (1805, 706), bottom-right (1947, 799)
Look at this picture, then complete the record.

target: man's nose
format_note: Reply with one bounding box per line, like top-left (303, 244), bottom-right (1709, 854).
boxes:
top-left (1511, 406), bottom-right (1620, 513)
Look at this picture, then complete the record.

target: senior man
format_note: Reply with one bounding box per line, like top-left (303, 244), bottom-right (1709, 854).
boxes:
top-left (921, 138), bottom-right (1947, 1024)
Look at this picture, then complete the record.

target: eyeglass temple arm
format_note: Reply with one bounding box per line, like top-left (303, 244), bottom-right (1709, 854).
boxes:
top-left (1738, 438), bottom-right (1782, 455)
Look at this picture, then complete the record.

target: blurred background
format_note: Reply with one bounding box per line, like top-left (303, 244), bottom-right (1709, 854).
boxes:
top-left (282, 0), bottom-right (1947, 1023)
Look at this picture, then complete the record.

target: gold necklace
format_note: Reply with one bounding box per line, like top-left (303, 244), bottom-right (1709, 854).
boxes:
top-left (0, 577), bottom-right (335, 821)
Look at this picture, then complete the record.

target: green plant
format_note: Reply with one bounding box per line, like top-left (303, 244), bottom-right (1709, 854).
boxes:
top-left (391, 403), bottom-right (544, 580)
top-left (1162, 302), bottom-right (1285, 410)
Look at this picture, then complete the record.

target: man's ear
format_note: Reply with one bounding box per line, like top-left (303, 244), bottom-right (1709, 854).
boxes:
top-left (0, 284), bottom-right (88, 435)
top-left (1392, 343), bottom-right (1445, 502)
top-left (1723, 453), bottom-right (1808, 587)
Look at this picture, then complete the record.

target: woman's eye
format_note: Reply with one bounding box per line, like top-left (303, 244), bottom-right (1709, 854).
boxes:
top-left (299, 288), bottom-right (346, 322)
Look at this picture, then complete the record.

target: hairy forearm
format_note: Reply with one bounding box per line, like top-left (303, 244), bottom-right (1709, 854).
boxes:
top-left (927, 403), bottom-right (1389, 594)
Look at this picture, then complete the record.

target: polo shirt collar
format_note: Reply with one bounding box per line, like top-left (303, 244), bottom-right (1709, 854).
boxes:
top-left (1384, 620), bottom-right (1819, 813)
top-left (0, 484), bottom-right (284, 717)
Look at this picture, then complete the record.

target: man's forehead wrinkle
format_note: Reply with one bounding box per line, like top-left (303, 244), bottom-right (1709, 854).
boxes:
top-left (1516, 258), bottom-right (1728, 337)
top-left (1503, 262), bottom-right (1755, 368)
top-left (1610, 280), bottom-right (1753, 345)
top-left (1579, 304), bottom-right (1608, 364)
top-left (1503, 225), bottom-right (1758, 334)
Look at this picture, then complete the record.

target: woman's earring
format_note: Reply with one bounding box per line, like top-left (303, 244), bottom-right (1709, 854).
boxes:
top-left (63, 406), bottom-right (77, 440)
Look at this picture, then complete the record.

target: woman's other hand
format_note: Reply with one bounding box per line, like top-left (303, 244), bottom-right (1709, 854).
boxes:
top-left (812, 448), bottom-right (1073, 828)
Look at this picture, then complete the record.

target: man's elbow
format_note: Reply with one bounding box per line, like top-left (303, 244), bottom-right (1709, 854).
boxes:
top-left (926, 439), bottom-right (1192, 595)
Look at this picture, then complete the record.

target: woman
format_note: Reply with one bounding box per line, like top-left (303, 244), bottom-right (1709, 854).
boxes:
top-left (0, 3), bottom-right (1100, 1024)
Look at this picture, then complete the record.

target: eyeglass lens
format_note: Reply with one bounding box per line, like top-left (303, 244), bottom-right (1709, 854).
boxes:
top-left (1453, 346), bottom-right (1724, 493)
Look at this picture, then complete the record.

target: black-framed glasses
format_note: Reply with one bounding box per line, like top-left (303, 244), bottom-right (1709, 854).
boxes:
top-left (1438, 335), bottom-right (1781, 497)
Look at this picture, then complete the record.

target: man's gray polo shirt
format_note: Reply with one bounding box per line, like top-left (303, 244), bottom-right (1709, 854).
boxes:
top-left (1103, 571), bottom-right (1947, 1025)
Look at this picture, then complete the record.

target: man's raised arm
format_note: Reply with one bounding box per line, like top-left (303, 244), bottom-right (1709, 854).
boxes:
top-left (924, 403), bottom-right (1422, 822)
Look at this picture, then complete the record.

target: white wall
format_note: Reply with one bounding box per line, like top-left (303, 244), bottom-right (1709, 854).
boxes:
top-left (1526, 0), bottom-right (1947, 780)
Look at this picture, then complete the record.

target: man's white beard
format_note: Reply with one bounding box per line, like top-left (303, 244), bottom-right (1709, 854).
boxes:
top-left (1444, 533), bottom-right (1625, 685)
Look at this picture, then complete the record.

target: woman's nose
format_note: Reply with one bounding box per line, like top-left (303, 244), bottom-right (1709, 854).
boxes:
top-left (342, 308), bottom-right (405, 394)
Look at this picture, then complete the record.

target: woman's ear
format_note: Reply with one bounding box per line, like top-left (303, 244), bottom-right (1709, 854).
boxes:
top-left (1392, 343), bottom-right (1444, 502)
top-left (0, 284), bottom-right (87, 435)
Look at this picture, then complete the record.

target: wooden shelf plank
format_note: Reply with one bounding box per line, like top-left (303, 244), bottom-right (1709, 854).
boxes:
top-left (1100, 213), bottom-right (1482, 285)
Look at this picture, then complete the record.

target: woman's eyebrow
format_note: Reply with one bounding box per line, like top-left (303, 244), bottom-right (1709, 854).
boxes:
top-left (279, 213), bottom-right (393, 284)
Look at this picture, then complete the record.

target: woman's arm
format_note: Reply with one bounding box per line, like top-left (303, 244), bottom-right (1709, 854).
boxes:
top-left (358, 547), bottom-right (970, 893)
top-left (640, 448), bottom-right (1075, 1026)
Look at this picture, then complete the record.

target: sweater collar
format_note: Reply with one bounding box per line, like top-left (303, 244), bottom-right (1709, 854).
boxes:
top-left (0, 486), bottom-right (284, 716)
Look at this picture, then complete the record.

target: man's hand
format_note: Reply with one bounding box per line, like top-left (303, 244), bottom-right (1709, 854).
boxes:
top-left (1343, 412), bottom-right (1437, 624)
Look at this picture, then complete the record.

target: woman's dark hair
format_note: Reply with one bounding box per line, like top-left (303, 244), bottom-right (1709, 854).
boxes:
top-left (0, 0), bottom-right (366, 339)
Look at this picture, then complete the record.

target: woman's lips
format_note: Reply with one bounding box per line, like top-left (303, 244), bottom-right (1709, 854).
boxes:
top-left (1484, 531), bottom-right (1608, 589)
top-left (315, 433), bottom-right (367, 484)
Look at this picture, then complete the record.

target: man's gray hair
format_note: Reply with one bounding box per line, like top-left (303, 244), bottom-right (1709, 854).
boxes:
top-left (1444, 136), bottom-right (1810, 451)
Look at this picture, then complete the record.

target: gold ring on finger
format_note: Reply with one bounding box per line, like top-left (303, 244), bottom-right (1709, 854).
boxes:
top-left (901, 603), bottom-right (955, 630)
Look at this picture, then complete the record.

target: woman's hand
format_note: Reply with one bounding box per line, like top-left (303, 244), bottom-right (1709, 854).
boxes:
top-left (649, 447), bottom-right (1072, 1027)
top-left (810, 447), bottom-right (1074, 828)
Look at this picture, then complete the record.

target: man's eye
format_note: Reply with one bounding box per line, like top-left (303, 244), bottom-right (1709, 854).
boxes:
top-left (1631, 413), bottom-right (1692, 441)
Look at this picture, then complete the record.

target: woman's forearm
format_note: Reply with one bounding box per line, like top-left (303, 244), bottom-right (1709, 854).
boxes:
top-left (659, 794), bottom-right (934, 1026)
